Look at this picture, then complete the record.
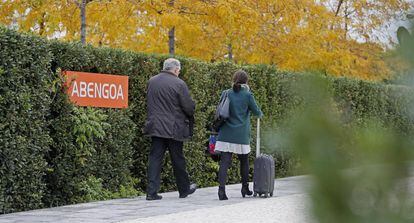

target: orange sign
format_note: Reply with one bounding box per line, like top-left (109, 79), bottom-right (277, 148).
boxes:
top-left (63, 71), bottom-right (128, 108)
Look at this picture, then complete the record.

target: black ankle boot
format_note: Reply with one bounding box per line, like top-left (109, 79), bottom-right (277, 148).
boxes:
top-left (218, 186), bottom-right (228, 200)
top-left (241, 183), bottom-right (253, 198)
top-left (146, 193), bottom-right (162, 201)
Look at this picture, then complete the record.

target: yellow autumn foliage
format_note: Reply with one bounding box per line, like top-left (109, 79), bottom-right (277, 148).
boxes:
top-left (1, 0), bottom-right (412, 81)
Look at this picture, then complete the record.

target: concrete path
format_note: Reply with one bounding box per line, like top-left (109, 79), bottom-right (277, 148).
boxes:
top-left (0, 176), bottom-right (312, 223)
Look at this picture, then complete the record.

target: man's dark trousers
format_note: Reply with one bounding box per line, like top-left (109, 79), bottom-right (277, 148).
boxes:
top-left (147, 136), bottom-right (190, 196)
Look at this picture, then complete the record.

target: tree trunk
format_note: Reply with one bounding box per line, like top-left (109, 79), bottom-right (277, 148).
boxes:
top-left (80, 0), bottom-right (87, 44)
top-left (344, 3), bottom-right (349, 39)
top-left (168, 0), bottom-right (175, 55)
top-left (330, 0), bottom-right (344, 30)
top-left (168, 27), bottom-right (175, 55)
top-left (38, 12), bottom-right (46, 36)
top-left (227, 43), bottom-right (233, 61)
top-left (335, 0), bottom-right (344, 16)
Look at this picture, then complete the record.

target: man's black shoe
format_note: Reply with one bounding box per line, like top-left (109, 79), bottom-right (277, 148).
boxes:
top-left (146, 194), bottom-right (162, 201)
top-left (179, 183), bottom-right (197, 198)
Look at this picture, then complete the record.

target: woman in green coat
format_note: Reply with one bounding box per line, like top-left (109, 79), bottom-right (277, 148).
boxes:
top-left (215, 70), bottom-right (263, 200)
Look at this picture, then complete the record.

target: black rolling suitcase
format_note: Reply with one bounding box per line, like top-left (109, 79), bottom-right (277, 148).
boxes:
top-left (253, 119), bottom-right (275, 198)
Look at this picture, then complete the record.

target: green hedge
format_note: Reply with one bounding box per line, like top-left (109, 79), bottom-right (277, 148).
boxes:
top-left (0, 28), bottom-right (52, 213)
top-left (1, 27), bottom-right (414, 214)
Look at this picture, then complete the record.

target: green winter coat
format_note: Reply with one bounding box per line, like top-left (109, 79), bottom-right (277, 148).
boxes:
top-left (217, 85), bottom-right (263, 145)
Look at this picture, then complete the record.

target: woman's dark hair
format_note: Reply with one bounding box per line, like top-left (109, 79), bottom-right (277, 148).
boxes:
top-left (232, 70), bottom-right (248, 92)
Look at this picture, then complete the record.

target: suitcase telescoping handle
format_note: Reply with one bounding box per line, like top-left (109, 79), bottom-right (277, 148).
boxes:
top-left (256, 118), bottom-right (260, 158)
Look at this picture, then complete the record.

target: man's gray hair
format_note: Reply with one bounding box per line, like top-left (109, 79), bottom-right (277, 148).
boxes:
top-left (163, 58), bottom-right (181, 71)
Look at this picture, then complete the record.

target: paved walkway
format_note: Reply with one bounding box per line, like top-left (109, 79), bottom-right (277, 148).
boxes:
top-left (0, 176), bottom-right (312, 223)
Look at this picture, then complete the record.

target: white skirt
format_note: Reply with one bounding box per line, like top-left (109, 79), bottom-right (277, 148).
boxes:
top-left (215, 141), bottom-right (251, 154)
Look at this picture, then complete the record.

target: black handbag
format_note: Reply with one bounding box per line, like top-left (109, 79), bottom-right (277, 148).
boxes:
top-left (213, 90), bottom-right (230, 131)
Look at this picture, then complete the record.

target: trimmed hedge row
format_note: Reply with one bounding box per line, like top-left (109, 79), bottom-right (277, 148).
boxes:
top-left (1, 27), bottom-right (414, 214)
top-left (0, 29), bottom-right (52, 213)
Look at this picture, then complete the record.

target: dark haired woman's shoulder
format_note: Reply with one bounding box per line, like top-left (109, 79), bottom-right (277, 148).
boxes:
top-left (245, 90), bottom-right (257, 99)
top-left (223, 88), bottom-right (233, 94)
top-left (242, 89), bottom-right (253, 95)
top-left (235, 89), bottom-right (252, 98)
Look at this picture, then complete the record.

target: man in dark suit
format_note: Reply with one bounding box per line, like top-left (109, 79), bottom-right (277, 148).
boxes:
top-left (144, 58), bottom-right (197, 200)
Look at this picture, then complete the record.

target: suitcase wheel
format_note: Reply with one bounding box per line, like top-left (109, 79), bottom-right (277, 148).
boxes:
top-left (263, 193), bottom-right (268, 198)
top-left (253, 192), bottom-right (257, 197)
top-left (270, 192), bottom-right (273, 197)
